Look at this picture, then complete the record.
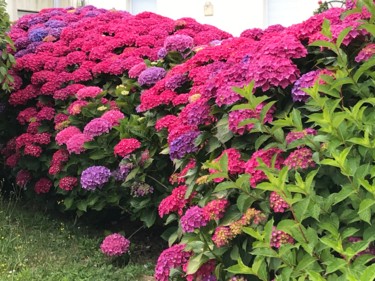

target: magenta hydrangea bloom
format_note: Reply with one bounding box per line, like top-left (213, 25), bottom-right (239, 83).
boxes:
top-left (180, 206), bottom-right (208, 233)
top-left (100, 233), bottom-right (130, 257)
top-left (355, 43), bottom-right (375, 63)
top-left (83, 118), bottom-right (112, 138)
top-left (76, 86), bottom-right (102, 100)
top-left (138, 67), bottom-right (166, 87)
top-left (271, 228), bottom-right (294, 248)
top-left (80, 165), bottom-right (111, 190)
top-left (154, 244), bottom-right (191, 281)
top-left (284, 147), bottom-right (315, 170)
top-left (55, 126), bottom-right (81, 146)
top-left (101, 110), bottom-right (125, 126)
top-left (270, 192), bottom-right (289, 213)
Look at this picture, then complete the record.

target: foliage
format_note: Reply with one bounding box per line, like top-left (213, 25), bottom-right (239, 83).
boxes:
top-left (2, 1), bottom-right (375, 280)
top-left (0, 0), bottom-right (15, 92)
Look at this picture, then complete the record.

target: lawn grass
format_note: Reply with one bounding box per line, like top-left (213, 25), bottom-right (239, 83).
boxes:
top-left (0, 192), bottom-right (156, 281)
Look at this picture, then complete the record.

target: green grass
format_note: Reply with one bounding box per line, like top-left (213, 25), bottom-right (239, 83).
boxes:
top-left (0, 195), bottom-right (155, 281)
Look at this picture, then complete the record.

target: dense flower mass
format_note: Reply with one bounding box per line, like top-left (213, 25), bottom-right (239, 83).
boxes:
top-left (80, 166), bottom-right (111, 190)
top-left (100, 233), bottom-right (130, 257)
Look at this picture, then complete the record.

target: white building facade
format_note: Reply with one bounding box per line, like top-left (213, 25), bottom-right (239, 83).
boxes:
top-left (6, 0), bottom-right (325, 36)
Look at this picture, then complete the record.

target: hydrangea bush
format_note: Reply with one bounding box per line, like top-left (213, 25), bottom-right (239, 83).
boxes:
top-left (2, 0), bottom-right (375, 280)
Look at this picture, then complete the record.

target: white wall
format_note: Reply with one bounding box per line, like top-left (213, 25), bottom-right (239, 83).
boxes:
top-left (85, 0), bottom-right (128, 11)
top-left (157, 0), bottom-right (266, 36)
top-left (266, 0), bottom-right (319, 27)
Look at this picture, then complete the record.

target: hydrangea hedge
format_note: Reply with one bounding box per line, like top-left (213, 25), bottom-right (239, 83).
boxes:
top-left (2, 0), bottom-right (375, 280)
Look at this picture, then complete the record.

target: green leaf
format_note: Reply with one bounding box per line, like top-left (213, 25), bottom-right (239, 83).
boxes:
top-left (358, 198), bottom-right (375, 224)
top-left (336, 27), bottom-right (352, 48)
top-left (325, 258), bottom-right (347, 274)
top-left (227, 257), bottom-right (255, 275)
top-left (242, 227), bottom-right (263, 241)
top-left (295, 255), bottom-right (316, 272)
top-left (306, 270), bottom-right (326, 281)
top-left (186, 254), bottom-right (209, 275)
top-left (354, 57), bottom-right (375, 82)
top-left (321, 19), bottom-right (332, 39)
top-left (213, 181), bottom-right (236, 192)
top-left (309, 40), bottom-right (335, 50)
top-left (360, 264), bottom-right (375, 281)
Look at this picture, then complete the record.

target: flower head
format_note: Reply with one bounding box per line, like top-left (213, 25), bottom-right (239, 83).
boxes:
top-left (83, 118), bottom-right (112, 138)
top-left (80, 165), bottom-right (111, 191)
top-left (180, 206), bottom-right (208, 233)
top-left (114, 138), bottom-right (141, 158)
top-left (100, 233), bottom-right (130, 257)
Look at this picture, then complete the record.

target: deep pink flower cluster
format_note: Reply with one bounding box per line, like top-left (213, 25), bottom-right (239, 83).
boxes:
top-left (49, 149), bottom-right (69, 175)
top-left (209, 148), bottom-right (245, 182)
top-left (114, 138), bottom-right (141, 158)
top-left (59, 176), bottom-right (78, 191)
top-left (158, 185), bottom-right (193, 217)
top-left (100, 233), bottom-right (130, 257)
top-left (269, 192), bottom-right (289, 213)
top-left (34, 178), bottom-right (53, 194)
top-left (16, 170), bottom-right (32, 188)
top-left (270, 228), bottom-right (294, 248)
top-left (202, 199), bottom-right (229, 221)
top-left (355, 43), bottom-right (375, 62)
top-left (284, 147), bottom-right (315, 170)
top-left (83, 118), bottom-right (112, 138)
top-left (180, 206), bottom-right (208, 233)
top-left (244, 148), bottom-right (284, 187)
top-left (155, 244), bottom-right (191, 281)
top-left (212, 208), bottom-right (265, 247)
top-left (286, 128), bottom-right (317, 144)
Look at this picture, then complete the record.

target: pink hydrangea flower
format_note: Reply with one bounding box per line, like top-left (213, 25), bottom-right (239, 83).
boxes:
top-left (101, 110), bottom-right (125, 126)
top-left (284, 147), bottom-right (315, 170)
top-left (270, 228), bottom-right (294, 248)
top-left (155, 244), bottom-right (191, 281)
top-left (202, 199), bottom-right (229, 221)
top-left (76, 86), bottom-right (102, 100)
top-left (66, 133), bottom-right (92, 154)
top-left (100, 233), bottom-right (130, 257)
top-left (180, 206), bottom-right (208, 233)
top-left (269, 192), bottom-right (289, 213)
top-left (114, 138), bottom-right (141, 157)
top-left (55, 126), bottom-right (81, 146)
top-left (83, 118), bottom-right (112, 138)
top-left (34, 178), bottom-right (52, 194)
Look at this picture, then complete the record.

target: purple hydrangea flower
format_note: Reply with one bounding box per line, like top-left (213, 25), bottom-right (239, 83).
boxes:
top-left (130, 182), bottom-right (154, 197)
top-left (291, 70), bottom-right (321, 102)
top-left (157, 47), bottom-right (168, 59)
top-left (112, 163), bottom-right (133, 181)
top-left (138, 67), bottom-right (166, 87)
top-left (165, 74), bottom-right (187, 90)
top-left (80, 166), bottom-right (111, 190)
top-left (169, 130), bottom-right (200, 160)
top-left (28, 28), bottom-right (49, 42)
top-left (164, 34), bottom-right (194, 53)
top-left (45, 20), bottom-right (67, 28)
top-left (15, 37), bottom-right (31, 50)
top-left (180, 206), bottom-right (208, 233)
top-left (83, 118), bottom-right (112, 138)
